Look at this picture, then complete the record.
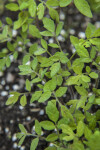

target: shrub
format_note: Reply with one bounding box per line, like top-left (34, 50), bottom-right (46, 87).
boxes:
top-left (0, 0), bottom-right (100, 150)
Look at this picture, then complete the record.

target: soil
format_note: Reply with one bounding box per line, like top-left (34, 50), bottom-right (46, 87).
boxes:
top-left (0, 2), bottom-right (100, 150)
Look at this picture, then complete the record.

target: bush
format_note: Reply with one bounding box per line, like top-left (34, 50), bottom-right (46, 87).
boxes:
top-left (0, 0), bottom-right (100, 150)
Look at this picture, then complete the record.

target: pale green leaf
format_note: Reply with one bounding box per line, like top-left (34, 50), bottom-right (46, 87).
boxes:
top-left (30, 138), bottom-right (39, 150)
top-left (20, 95), bottom-right (27, 107)
top-left (40, 121), bottom-right (55, 130)
top-left (50, 62), bottom-right (61, 77)
top-left (38, 91), bottom-right (51, 102)
top-left (43, 17), bottom-right (55, 32)
top-left (55, 87), bottom-right (67, 97)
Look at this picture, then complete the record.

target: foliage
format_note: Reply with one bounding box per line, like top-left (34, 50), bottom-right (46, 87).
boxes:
top-left (0, 0), bottom-right (100, 149)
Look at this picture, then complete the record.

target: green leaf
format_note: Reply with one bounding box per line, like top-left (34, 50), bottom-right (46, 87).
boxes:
top-left (20, 2), bottom-right (29, 10)
top-left (56, 22), bottom-right (64, 36)
top-left (18, 136), bottom-right (26, 146)
top-left (89, 72), bottom-right (98, 79)
top-left (50, 62), bottom-right (61, 77)
top-left (74, 0), bottom-right (92, 18)
top-left (46, 0), bottom-right (59, 6)
top-left (75, 45), bottom-right (89, 58)
top-left (30, 138), bottom-right (39, 150)
top-left (37, 3), bottom-right (45, 20)
top-left (46, 133), bottom-right (58, 142)
top-left (40, 31), bottom-right (53, 37)
top-left (89, 38), bottom-right (100, 46)
top-left (43, 77), bottom-right (57, 92)
top-left (35, 120), bottom-right (41, 135)
top-left (55, 87), bottom-right (67, 97)
top-left (7, 42), bottom-right (14, 51)
top-left (81, 75), bottom-right (90, 82)
top-left (25, 79), bottom-right (31, 91)
top-left (95, 98), bottom-right (100, 104)
top-left (19, 65), bottom-right (32, 74)
top-left (31, 57), bottom-right (38, 70)
top-left (19, 124), bottom-right (27, 133)
top-left (77, 121), bottom-right (84, 137)
top-left (31, 77), bottom-right (41, 84)
top-left (92, 28), bottom-right (100, 38)
top-left (49, 7), bottom-right (59, 22)
top-left (48, 43), bottom-right (59, 48)
top-left (5, 3), bottom-right (19, 11)
top-left (40, 121), bottom-right (55, 130)
top-left (70, 35), bottom-right (79, 46)
top-left (20, 95), bottom-right (27, 107)
top-left (90, 46), bottom-right (96, 59)
top-left (6, 94), bottom-right (19, 105)
top-left (75, 86), bottom-right (88, 96)
top-left (66, 75), bottom-right (80, 85)
top-left (46, 100), bottom-right (59, 123)
top-left (6, 56), bottom-right (11, 68)
top-left (41, 39), bottom-right (48, 50)
top-left (23, 55), bottom-right (30, 65)
top-left (30, 91), bottom-right (42, 103)
top-left (29, 25), bottom-right (41, 38)
top-left (38, 91), bottom-right (51, 102)
top-left (28, 0), bottom-right (36, 17)
top-left (34, 48), bottom-right (46, 55)
top-left (59, 0), bottom-right (72, 7)
top-left (43, 17), bottom-right (55, 32)
top-left (29, 43), bottom-right (38, 54)
top-left (6, 17), bottom-right (12, 25)
top-left (56, 75), bottom-right (63, 86)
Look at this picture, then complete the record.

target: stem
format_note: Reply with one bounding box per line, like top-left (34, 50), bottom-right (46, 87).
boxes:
top-left (55, 37), bottom-right (63, 52)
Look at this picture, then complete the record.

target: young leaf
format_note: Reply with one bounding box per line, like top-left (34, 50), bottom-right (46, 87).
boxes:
top-left (46, 0), bottom-right (59, 6)
top-left (40, 31), bottom-right (53, 37)
top-left (59, 0), bottom-right (72, 7)
top-left (20, 95), bottom-right (27, 107)
top-left (30, 138), bottom-right (39, 150)
top-left (38, 91), bottom-right (51, 102)
top-left (18, 136), bottom-right (26, 146)
top-left (46, 133), bottom-right (58, 142)
top-left (26, 79), bottom-right (31, 91)
top-left (5, 3), bottom-right (19, 11)
top-left (19, 124), bottom-right (27, 134)
top-left (50, 62), bottom-right (61, 77)
top-left (70, 36), bottom-right (79, 46)
top-left (55, 87), bottom-right (67, 97)
top-left (29, 25), bottom-right (41, 38)
top-left (74, 0), bottom-right (92, 18)
top-left (40, 121), bottom-right (55, 130)
top-left (37, 3), bottom-right (45, 20)
top-left (77, 121), bottom-right (84, 137)
top-left (89, 72), bottom-right (98, 79)
top-left (19, 2), bottom-right (29, 10)
top-left (81, 75), bottom-right (90, 83)
top-left (43, 18), bottom-right (55, 32)
top-left (48, 7), bottom-right (59, 22)
top-left (56, 22), bottom-right (64, 36)
top-left (75, 45), bottom-right (89, 58)
top-left (35, 120), bottom-right (41, 135)
top-left (75, 86), bottom-right (88, 96)
top-left (30, 91), bottom-right (42, 103)
top-left (28, 0), bottom-right (36, 17)
top-left (46, 100), bottom-right (59, 123)
top-left (41, 39), bottom-right (48, 50)
top-left (89, 38), bottom-right (100, 46)
top-left (48, 43), bottom-right (59, 48)
top-left (66, 75), bottom-right (80, 85)
top-left (34, 48), bottom-right (46, 55)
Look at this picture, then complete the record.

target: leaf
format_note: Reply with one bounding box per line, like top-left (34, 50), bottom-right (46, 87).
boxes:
top-left (49, 7), bottom-right (59, 22)
top-left (75, 86), bottom-right (88, 96)
top-left (5, 3), bottom-right (19, 11)
top-left (40, 121), bottom-right (55, 130)
top-left (7, 42), bottom-right (14, 51)
top-left (31, 77), bottom-right (41, 84)
top-left (92, 28), bottom-right (100, 37)
top-left (59, 0), bottom-right (72, 7)
top-left (40, 31), bottom-right (53, 37)
top-left (34, 48), bottom-right (46, 55)
top-left (70, 36), bottom-right (79, 46)
top-left (35, 120), bottom-right (41, 135)
top-left (89, 38), bottom-right (100, 46)
top-left (30, 91), bottom-right (42, 103)
top-left (77, 121), bottom-right (84, 137)
top-left (81, 75), bottom-right (90, 82)
top-left (29, 25), bottom-right (41, 38)
top-left (18, 136), bottom-right (26, 146)
top-left (41, 39), bottom-right (48, 49)
top-left (90, 46), bottom-right (96, 59)
top-left (46, 0), bottom-right (59, 6)
top-left (19, 65), bottom-right (32, 74)
top-left (56, 75), bottom-right (63, 86)
top-left (50, 62), bottom-right (61, 77)
top-left (46, 100), bottom-right (59, 123)
top-left (19, 124), bottom-right (27, 134)
top-left (75, 45), bottom-right (89, 58)
top-left (28, 0), bottom-right (36, 17)
top-left (23, 55), bottom-right (30, 65)
top-left (74, 0), bottom-right (92, 18)
top-left (31, 57), bottom-right (38, 70)
top-left (20, 95), bottom-right (27, 107)
top-left (37, 3), bottom-right (45, 20)
top-left (46, 133), bottom-right (58, 142)
top-left (6, 95), bottom-right (19, 105)
top-left (48, 43), bottom-right (59, 48)
top-left (6, 56), bottom-right (11, 68)
top-left (89, 72), bottom-right (98, 79)
top-left (43, 17), bottom-right (55, 32)
top-left (38, 91), bottom-right (51, 102)
top-left (20, 2), bottom-right (29, 10)
top-left (29, 43), bottom-right (38, 54)
top-left (30, 138), bottom-right (39, 150)
top-left (66, 75), bottom-right (80, 85)
top-left (56, 22), bottom-right (64, 36)
top-left (6, 17), bottom-right (12, 25)
top-left (55, 87), bottom-right (67, 97)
